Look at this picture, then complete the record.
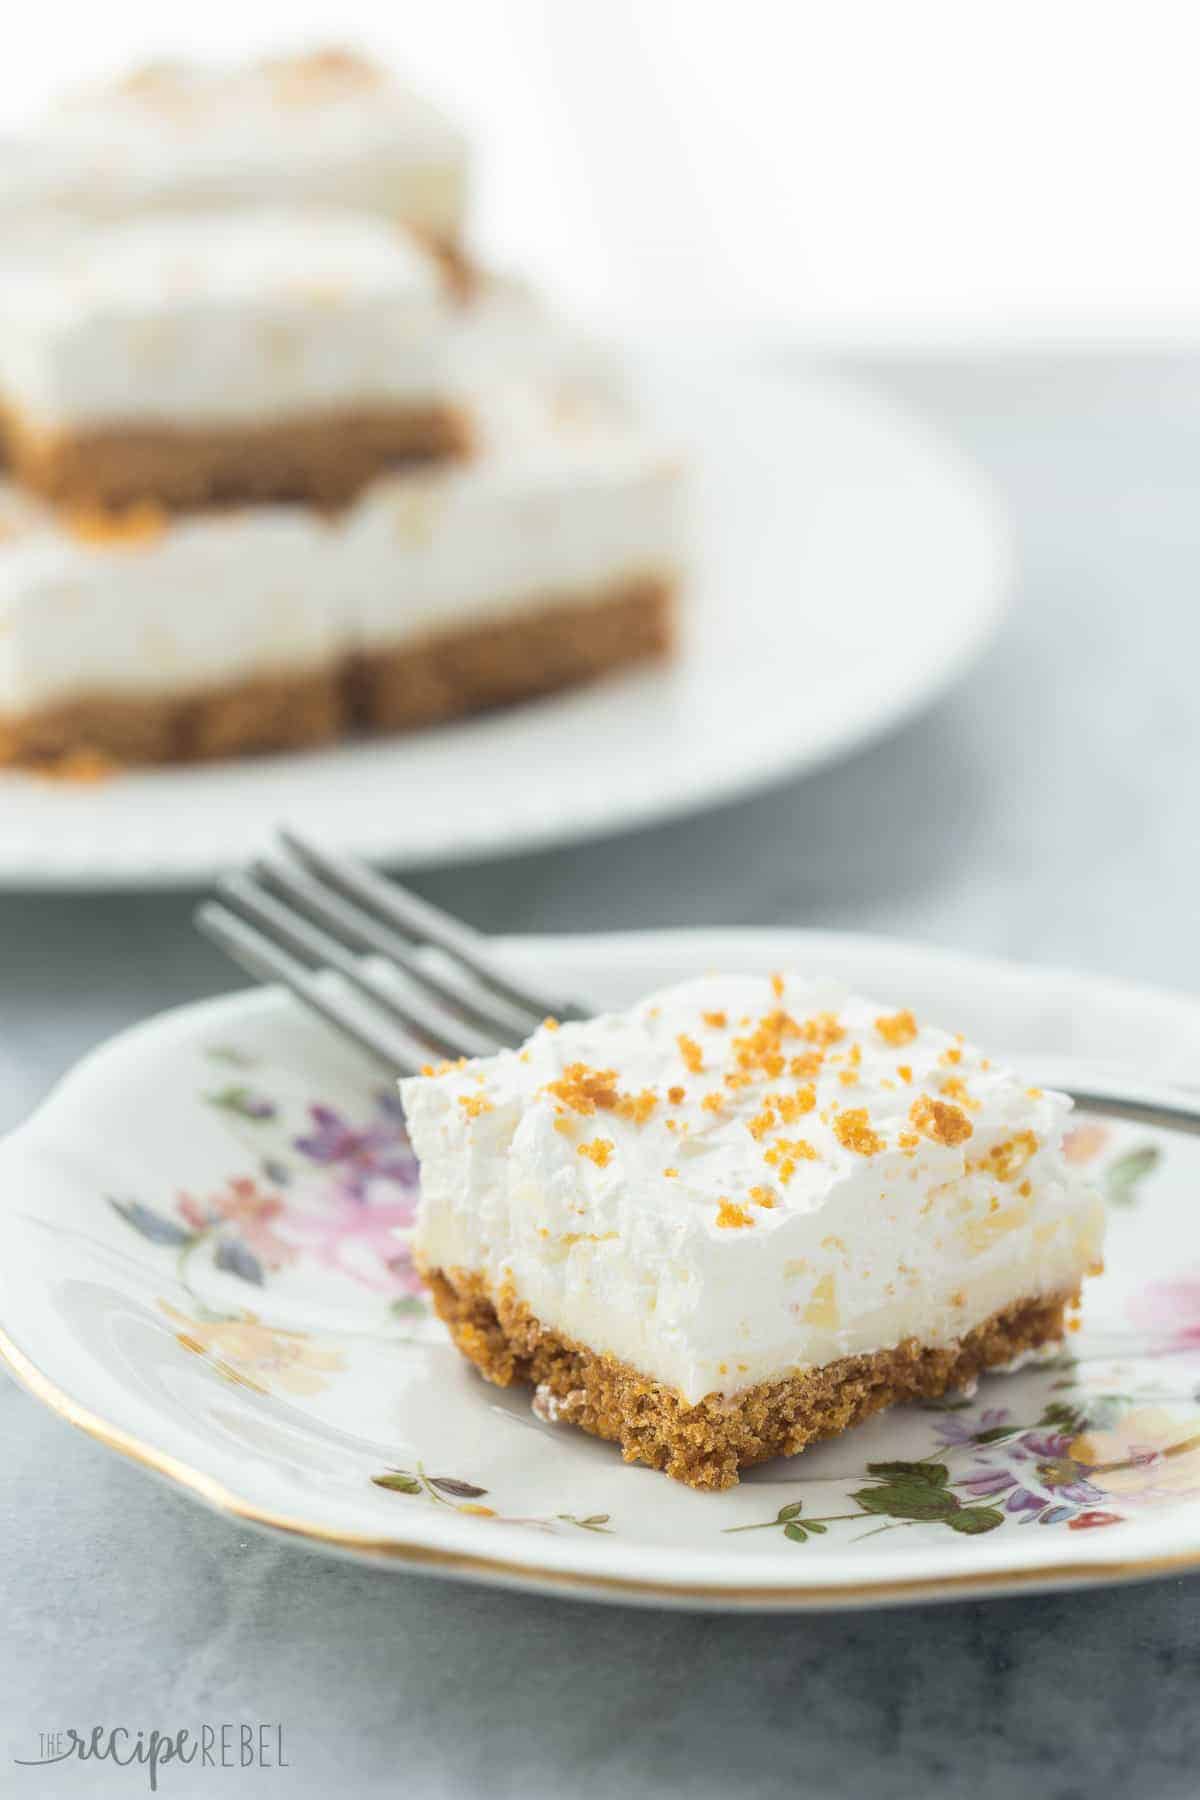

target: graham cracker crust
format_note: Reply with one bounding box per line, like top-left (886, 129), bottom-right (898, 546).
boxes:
top-left (3, 403), bottom-right (472, 511)
top-left (0, 573), bottom-right (675, 769)
top-left (0, 667), bottom-right (344, 768)
top-left (425, 1265), bottom-right (1076, 1490)
top-left (349, 574), bottom-right (676, 732)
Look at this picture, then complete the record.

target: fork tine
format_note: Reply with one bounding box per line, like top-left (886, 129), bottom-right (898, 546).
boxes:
top-left (217, 873), bottom-right (502, 1063)
top-left (279, 827), bottom-right (586, 1023)
top-left (256, 852), bottom-right (533, 1043)
top-left (195, 903), bottom-right (429, 1074)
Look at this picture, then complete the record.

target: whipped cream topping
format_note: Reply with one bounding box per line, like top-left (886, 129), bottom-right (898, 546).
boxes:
top-left (402, 975), bottom-right (1106, 1404)
top-left (0, 209), bottom-right (458, 428)
top-left (0, 50), bottom-right (467, 247)
top-left (0, 385), bottom-right (683, 711)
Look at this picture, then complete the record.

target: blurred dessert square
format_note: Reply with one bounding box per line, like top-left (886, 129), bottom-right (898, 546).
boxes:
top-left (0, 46), bottom-right (685, 769)
top-left (0, 210), bottom-right (472, 510)
top-left (0, 392), bottom-right (682, 766)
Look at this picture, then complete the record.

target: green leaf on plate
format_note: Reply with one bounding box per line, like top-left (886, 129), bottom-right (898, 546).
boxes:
top-left (866, 1460), bottom-right (950, 1487)
top-left (944, 1506), bottom-right (1005, 1535)
top-left (1105, 1145), bottom-right (1161, 1207)
top-left (853, 1483), bottom-right (960, 1521)
top-left (783, 1522), bottom-right (809, 1543)
top-left (776, 1501), bottom-right (804, 1522)
top-left (372, 1473), bottom-right (421, 1495)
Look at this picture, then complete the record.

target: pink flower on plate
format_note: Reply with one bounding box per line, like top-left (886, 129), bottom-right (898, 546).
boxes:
top-left (1128, 1273), bottom-right (1200, 1352)
top-left (1062, 1122), bottom-right (1111, 1165)
top-left (175, 1176), bottom-right (298, 1271)
top-left (284, 1188), bottom-right (418, 1294)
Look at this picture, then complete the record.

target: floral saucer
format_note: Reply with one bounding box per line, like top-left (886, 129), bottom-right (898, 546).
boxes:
top-left (3, 929), bottom-right (1200, 1611)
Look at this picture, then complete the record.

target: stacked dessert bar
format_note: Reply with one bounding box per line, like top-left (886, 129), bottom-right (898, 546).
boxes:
top-left (0, 51), bottom-right (682, 768)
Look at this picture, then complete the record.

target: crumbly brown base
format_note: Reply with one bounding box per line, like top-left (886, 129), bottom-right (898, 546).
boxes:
top-left (0, 667), bottom-right (345, 768)
top-left (348, 574), bottom-right (676, 732)
top-left (425, 1265), bottom-right (1076, 1490)
top-left (0, 573), bottom-right (676, 770)
top-left (3, 404), bottom-right (473, 511)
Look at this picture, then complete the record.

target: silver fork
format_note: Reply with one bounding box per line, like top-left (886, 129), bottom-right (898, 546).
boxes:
top-left (196, 829), bottom-right (1200, 1136)
top-left (195, 827), bottom-right (587, 1074)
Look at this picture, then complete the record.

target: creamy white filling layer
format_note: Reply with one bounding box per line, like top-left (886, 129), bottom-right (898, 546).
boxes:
top-left (402, 975), bottom-right (1106, 1405)
top-left (0, 210), bottom-right (459, 428)
top-left (0, 393), bottom-right (684, 711)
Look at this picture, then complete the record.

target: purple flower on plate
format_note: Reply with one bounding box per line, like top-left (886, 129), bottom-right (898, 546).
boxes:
top-left (1012, 1429), bottom-right (1072, 1462)
top-left (1005, 1486), bottom-right (1049, 1520)
top-left (960, 1466), bottom-right (1017, 1499)
top-left (933, 1406), bottom-right (1011, 1449)
top-left (294, 1093), bottom-right (418, 1200)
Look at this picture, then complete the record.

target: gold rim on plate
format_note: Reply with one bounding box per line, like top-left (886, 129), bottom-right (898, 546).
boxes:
top-left (3, 1321), bottom-right (1197, 1610)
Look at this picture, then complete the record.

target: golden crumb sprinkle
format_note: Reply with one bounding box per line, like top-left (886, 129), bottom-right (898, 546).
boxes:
top-left (770, 972), bottom-right (785, 999)
top-left (789, 1051), bottom-right (824, 1079)
top-left (423, 1056), bottom-right (468, 1077)
top-left (702, 1010), bottom-right (728, 1029)
top-left (65, 500), bottom-right (167, 550)
top-left (667, 1084), bottom-right (686, 1105)
top-left (875, 1009), bottom-right (918, 1047)
top-left (1018, 1178), bottom-right (1032, 1197)
top-left (940, 1046), bottom-right (963, 1066)
top-left (975, 1131), bottom-right (1039, 1182)
top-left (764, 1138), bottom-right (819, 1184)
top-left (799, 1012), bottom-right (845, 1048)
top-left (457, 1092), bottom-right (494, 1119)
top-left (543, 1062), bottom-right (619, 1115)
top-left (747, 1105), bottom-right (778, 1142)
top-left (909, 1094), bottom-right (973, 1147)
top-left (774, 1086), bottom-right (816, 1124)
top-left (542, 1017), bottom-right (560, 1032)
top-left (897, 1063), bottom-right (913, 1083)
top-left (34, 746), bottom-right (119, 785)
top-left (716, 1198), bottom-right (755, 1229)
top-left (1026, 1086), bottom-right (1042, 1098)
top-left (729, 1009), bottom-right (798, 1080)
top-left (677, 1033), bottom-right (704, 1074)
top-left (553, 1116), bottom-right (575, 1136)
top-left (577, 1137), bottom-right (614, 1168)
top-left (749, 1184), bottom-right (777, 1208)
top-left (701, 1092), bottom-right (724, 1114)
top-left (897, 1131), bottom-right (919, 1150)
top-left (832, 1108), bottom-right (886, 1156)
top-left (838, 1069), bottom-right (858, 1087)
top-left (663, 1167), bottom-right (679, 1179)
top-left (615, 1088), bottom-right (659, 1125)
top-left (939, 1074), bottom-right (980, 1110)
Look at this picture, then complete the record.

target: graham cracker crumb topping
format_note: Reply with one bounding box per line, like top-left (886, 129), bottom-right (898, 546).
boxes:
top-left (909, 1095), bottom-right (973, 1147)
top-left (875, 1009), bottom-right (918, 1047)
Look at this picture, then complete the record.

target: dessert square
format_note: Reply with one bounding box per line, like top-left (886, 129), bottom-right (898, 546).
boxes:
top-left (401, 975), bottom-right (1106, 1489)
top-left (0, 391), bottom-right (682, 768)
top-left (0, 210), bottom-right (470, 511)
top-left (0, 49), bottom-right (468, 252)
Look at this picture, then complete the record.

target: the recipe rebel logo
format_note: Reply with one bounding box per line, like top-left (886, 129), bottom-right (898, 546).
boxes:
top-left (13, 1723), bottom-right (290, 1791)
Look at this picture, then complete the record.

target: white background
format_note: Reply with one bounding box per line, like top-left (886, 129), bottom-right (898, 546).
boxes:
top-left (4, 0), bottom-right (1200, 345)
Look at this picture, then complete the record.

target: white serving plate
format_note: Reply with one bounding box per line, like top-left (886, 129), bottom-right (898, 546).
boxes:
top-left (2, 929), bottom-right (1199, 1610)
top-left (0, 352), bottom-right (1008, 888)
